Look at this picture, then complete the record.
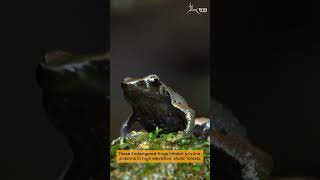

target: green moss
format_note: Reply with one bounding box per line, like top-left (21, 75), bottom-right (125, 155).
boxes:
top-left (110, 130), bottom-right (210, 179)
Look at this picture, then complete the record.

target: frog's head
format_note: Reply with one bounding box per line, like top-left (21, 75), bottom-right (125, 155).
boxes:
top-left (37, 50), bottom-right (109, 95)
top-left (121, 74), bottom-right (170, 105)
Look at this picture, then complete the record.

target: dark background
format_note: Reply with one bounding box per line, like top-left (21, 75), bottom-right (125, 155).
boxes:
top-left (0, 0), bottom-right (108, 179)
top-left (0, 0), bottom-right (319, 179)
top-left (110, 0), bottom-right (210, 140)
top-left (213, 0), bottom-right (320, 177)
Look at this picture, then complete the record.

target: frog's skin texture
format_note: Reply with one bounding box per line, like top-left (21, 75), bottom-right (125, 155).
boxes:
top-left (120, 74), bottom-right (195, 140)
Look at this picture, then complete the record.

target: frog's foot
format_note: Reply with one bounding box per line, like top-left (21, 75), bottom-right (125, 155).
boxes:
top-left (119, 136), bottom-right (126, 144)
top-left (111, 137), bottom-right (121, 145)
top-left (182, 129), bottom-right (194, 138)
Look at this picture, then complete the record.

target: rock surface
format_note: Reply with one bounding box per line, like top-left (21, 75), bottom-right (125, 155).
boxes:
top-left (110, 131), bottom-right (210, 180)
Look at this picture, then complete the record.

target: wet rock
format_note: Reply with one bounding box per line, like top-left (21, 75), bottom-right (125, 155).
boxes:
top-left (110, 131), bottom-right (210, 179)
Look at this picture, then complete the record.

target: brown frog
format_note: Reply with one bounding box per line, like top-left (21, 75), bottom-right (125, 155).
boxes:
top-left (120, 74), bottom-right (195, 142)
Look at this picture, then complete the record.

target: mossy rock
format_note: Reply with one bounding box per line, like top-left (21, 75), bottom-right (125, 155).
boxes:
top-left (110, 130), bottom-right (210, 180)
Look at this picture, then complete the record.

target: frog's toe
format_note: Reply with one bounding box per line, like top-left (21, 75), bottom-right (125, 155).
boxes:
top-left (182, 130), bottom-right (194, 138)
top-left (120, 137), bottom-right (125, 144)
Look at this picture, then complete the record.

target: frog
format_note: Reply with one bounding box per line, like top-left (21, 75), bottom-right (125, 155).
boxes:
top-left (120, 74), bottom-right (195, 142)
top-left (37, 50), bottom-right (109, 180)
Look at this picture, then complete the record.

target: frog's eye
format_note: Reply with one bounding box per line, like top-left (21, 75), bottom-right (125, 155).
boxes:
top-left (147, 74), bottom-right (159, 80)
top-left (149, 78), bottom-right (161, 87)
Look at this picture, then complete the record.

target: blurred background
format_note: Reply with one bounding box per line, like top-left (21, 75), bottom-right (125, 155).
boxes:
top-left (0, 0), bottom-right (107, 179)
top-left (0, 0), bottom-right (319, 179)
top-left (213, 0), bottom-right (320, 178)
top-left (110, 0), bottom-right (210, 140)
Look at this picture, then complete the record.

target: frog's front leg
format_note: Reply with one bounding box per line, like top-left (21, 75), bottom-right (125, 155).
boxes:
top-left (184, 109), bottom-right (196, 136)
top-left (173, 103), bottom-right (196, 136)
top-left (120, 113), bottom-right (136, 144)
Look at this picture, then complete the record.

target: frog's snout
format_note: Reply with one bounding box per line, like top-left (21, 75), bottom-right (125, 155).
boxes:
top-left (122, 77), bottom-right (140, 87)
top-left (44, 50), bottom-right (72, 65)
top-left (121, 77), bottom-right (131, 88)
top-left (123, 77), bottom-right (133, 83)
top-left (121, 81), bottom-right (128, 88)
